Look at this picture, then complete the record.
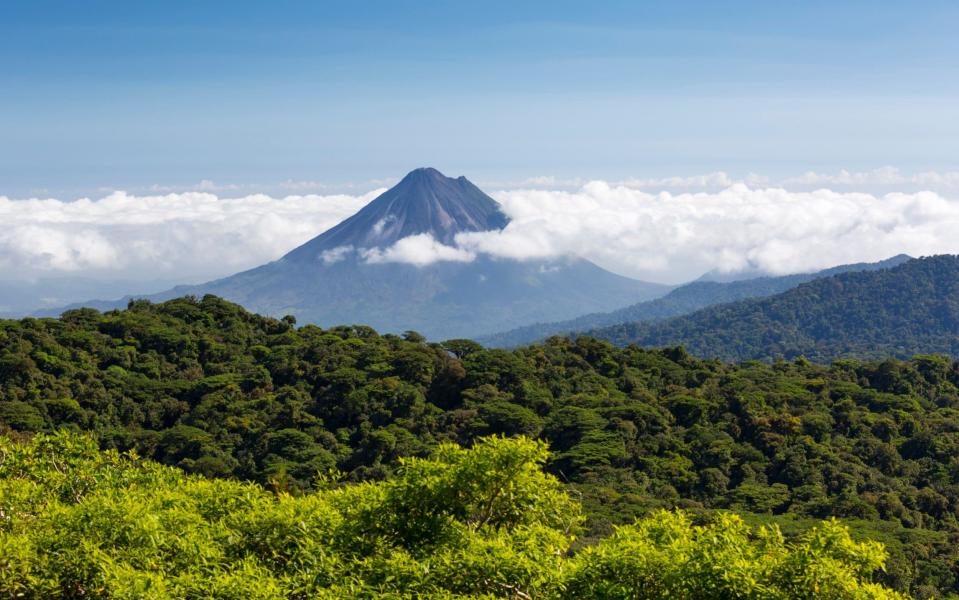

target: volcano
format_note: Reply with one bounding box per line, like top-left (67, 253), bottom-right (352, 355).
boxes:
top-left (285, 167), bottom-right (509, 258)
top-left (71, 168), bottom-right (671, 339)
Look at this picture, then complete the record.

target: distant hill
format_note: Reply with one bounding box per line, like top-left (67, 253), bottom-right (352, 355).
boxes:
top-left (479, 255), bottom-right (912, 347)
top-left (51, 168), bottom-right (670, 340)
top-left (586, 255), bottom-right (959, 362)
top-left (0, 277), bottom-right (180, 318)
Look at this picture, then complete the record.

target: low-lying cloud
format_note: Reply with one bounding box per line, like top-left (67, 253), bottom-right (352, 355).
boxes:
top-left (0, 190), bottom-right (378, 281)
top-left (459, 183), bottom-right (959, 282)
top-left (362, 234), bottom-right (476, 267)
top-left (3, 173), bottom-right (959, 284)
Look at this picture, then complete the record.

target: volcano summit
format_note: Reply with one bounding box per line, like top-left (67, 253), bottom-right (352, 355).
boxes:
top-left (285, 167), bottom-right (509, 259)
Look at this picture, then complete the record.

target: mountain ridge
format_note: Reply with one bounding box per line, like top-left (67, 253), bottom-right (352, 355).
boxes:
top-left (585, 254), bottom-right (959, 362)
top-left (479, 254), bottom-right (913, 347)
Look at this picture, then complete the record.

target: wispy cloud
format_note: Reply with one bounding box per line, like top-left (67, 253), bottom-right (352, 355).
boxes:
top-left (362, 234), bottom-right (475, 266)
top-left (783, 167), bottom-right (959, 189)
top-left (480, 172), bottom-right (764, 191)
top-left (483, 168), bottom-right (959, 194)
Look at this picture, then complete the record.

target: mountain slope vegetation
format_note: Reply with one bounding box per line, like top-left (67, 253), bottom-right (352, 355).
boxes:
top-left (2, 295), bottom-right (959, 595)
top-left (479, 255), bottom-right (912, 348)
top-left (587, 255), bottom-right (959, 362)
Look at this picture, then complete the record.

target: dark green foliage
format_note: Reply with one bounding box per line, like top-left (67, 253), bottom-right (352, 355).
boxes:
top-left (3, 294), bottom-right (959, 595)
top-left (0, 400), bottom-right (44, 431)
top-left (480, 254), bottom-right (912, 348)
top-left (587, 255), bottom-right (959, 362)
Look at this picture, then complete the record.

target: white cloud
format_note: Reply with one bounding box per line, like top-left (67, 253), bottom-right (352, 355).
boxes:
top-left (0, 190), bottom-right (381, 280)
top-left (4, 168), bottom-right (959, 285)
top-left (783, 167), bottom-right (959, 190)
top-left (371, 215), bottom-right (396, 236)
top-left (319, 245), bottom-right (355, 265)
top-left (361, 234), bottom-right (476, 267)
top-left (453, 182), bottom-right (959, 283)
top-left (0, 225), bottom-right (119, 272)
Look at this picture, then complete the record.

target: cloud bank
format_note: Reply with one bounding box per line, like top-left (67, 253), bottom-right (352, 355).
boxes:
top-left (0, 190), bottom-right (378, 281)
top-left (452, 183), bottom-right (959, 282)
top-left (4, 172), bottom-right (959, 284)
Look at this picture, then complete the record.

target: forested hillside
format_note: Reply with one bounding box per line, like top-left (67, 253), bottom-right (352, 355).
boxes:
top-left (588, 255), bottom-right (959, 362)
top-left (2, 295), bottom-right (959, 595)
top-left (480, 255), bottom-right (911, 348)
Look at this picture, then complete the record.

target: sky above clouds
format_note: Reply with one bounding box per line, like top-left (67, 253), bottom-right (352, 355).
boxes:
top-left (2, 1), bottom-right (959, 286)
top-left (2, 1), bottom-right (959, 197)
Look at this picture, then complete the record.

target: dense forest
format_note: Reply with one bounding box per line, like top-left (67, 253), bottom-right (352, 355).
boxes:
top-left (479, 255), bottom-right (911, 348)
top-left (588, 255), bottom-right (959, 362)
top-left (1, 433), bottom-right (904, 598)
top-left (3, 294), bottom-right (959, 596)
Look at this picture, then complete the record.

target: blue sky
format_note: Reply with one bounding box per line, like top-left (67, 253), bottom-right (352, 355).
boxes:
top-left (3, 0), bottom-right (959, 197)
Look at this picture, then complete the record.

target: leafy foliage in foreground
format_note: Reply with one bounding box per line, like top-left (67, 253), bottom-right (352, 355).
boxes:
top-left (586, 255), bottom-right (959, 361)
top-left (2, 295), bottom-right (959, 595)
top-left (0, 433), bottom-right (905, 599)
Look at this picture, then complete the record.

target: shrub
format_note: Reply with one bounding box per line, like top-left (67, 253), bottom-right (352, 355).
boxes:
top-left (0, 433), bottom-right (905, 599)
